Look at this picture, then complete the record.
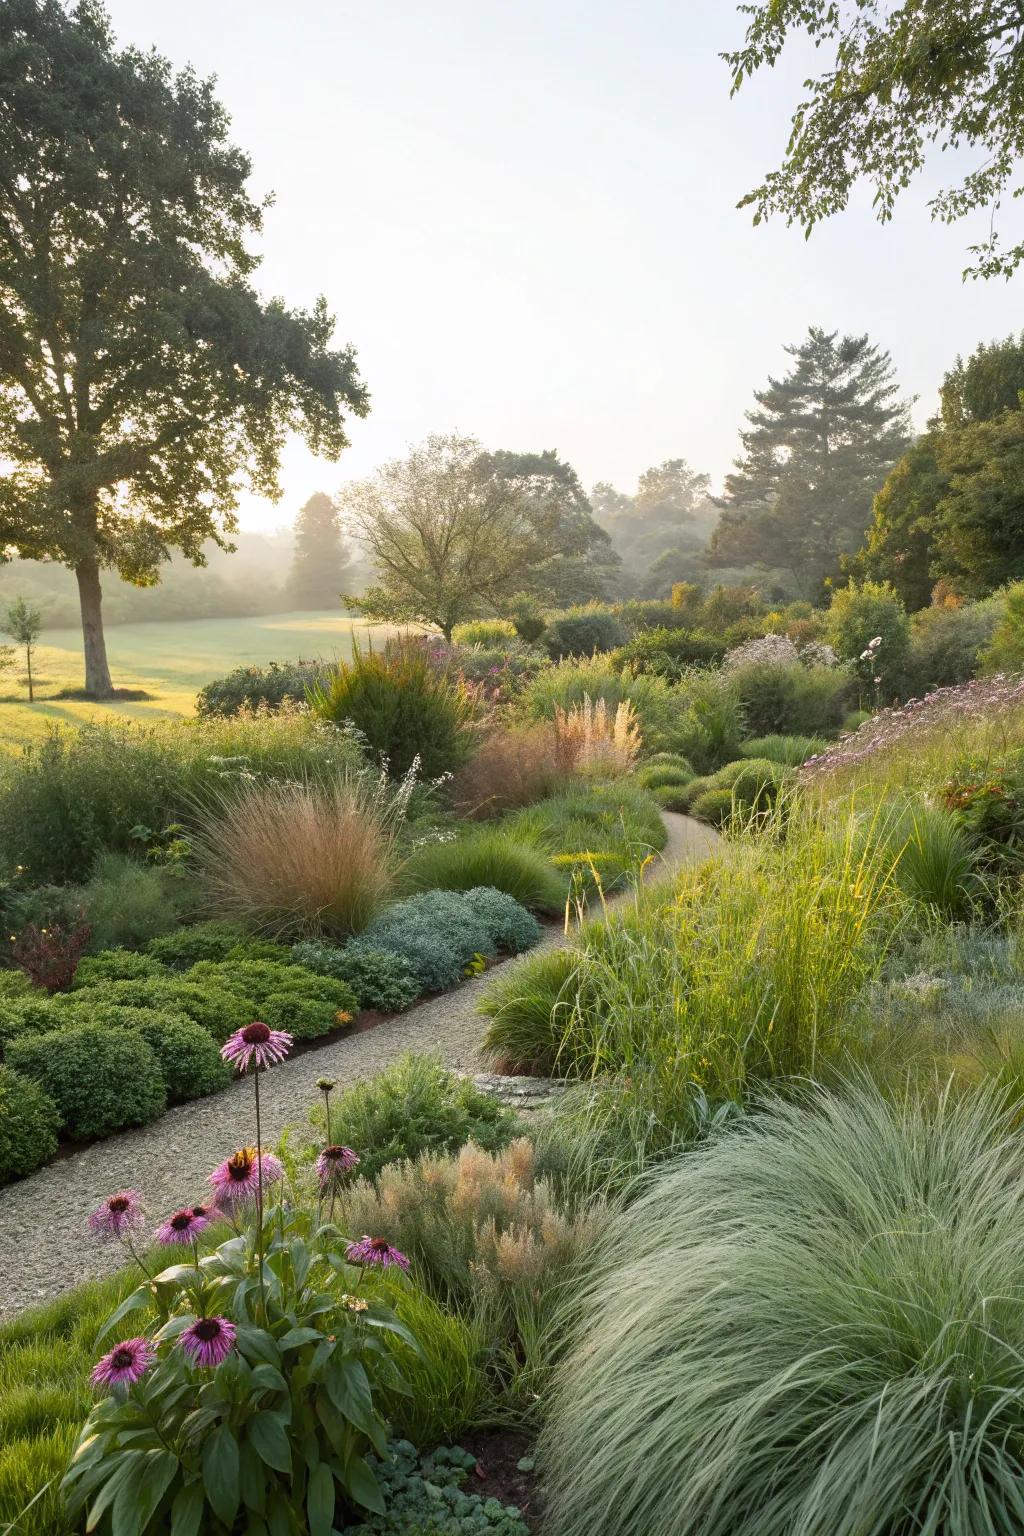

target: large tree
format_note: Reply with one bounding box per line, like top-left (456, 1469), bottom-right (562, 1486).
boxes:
top-left (0, 0), bottom-right (368, 694)
top-left (343, 435), bottom-right (574, 640)
top-left (286, 492), bottom-right (352, 610)
top-left (709, 328), bottom-right (911, 595)
top-left (728, 0), bottom-right (1024, 279)
top-left (591, 458), bottom-right (716, 596)
top-left (482, 448), bottom-right (620, 605)
top-left (862, 333), bottom-right (1024, 603)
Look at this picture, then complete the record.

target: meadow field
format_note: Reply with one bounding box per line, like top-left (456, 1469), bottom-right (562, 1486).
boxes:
top-left (0, 612), bottom-right (409, 749)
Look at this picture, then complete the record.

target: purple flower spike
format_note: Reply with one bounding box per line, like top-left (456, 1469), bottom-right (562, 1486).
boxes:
top-left (91, 1336), bottom-right (155, 1389)
top-left (316, 1144), bottom-right (360, 1190)
top-left (345, 1235), bottom-right (410, 1272)
top-left (88, 1190), bottom-right (143, 1242)
top-left (180, 1315), bottom-right (237, 1368)
top-left (209, 1147), bottom-right (284, 1204)
top-left (155, 1206), bottom-right (212, 1245)
top-left (221, 1021), bottom-right (293, 1073)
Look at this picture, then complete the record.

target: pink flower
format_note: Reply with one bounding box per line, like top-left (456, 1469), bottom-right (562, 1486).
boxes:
top-left (88, 1190), bottom-right (143, 1241)
top-left (154, 1206), bottom-right (212, 1245)
top-left (179, 1315), bottom-right (236, 1368)
top-left (316, 1144), bottom-right (360, 1190)
top-left (221, 1021), bottom-right (293, 1073)
top-left (209, 1147), bottom-right (284, 1204)
top-left (345, 1235), bottom-right (410, 1271)
top-left (91, 1336), bottom-right (155, 1389)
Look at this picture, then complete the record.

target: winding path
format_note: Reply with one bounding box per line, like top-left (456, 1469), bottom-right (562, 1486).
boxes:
top-left (0, 813), bottom-right (716, 1320)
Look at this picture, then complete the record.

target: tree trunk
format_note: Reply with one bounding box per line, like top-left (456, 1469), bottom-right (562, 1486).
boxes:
top-left (75, 559), bottom-right (114, 697)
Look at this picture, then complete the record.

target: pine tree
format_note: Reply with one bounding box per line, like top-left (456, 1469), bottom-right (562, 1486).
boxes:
top-left (286, 493), bottom-right (351, 610)
top-left (710, 328), bottom-right (912, 595)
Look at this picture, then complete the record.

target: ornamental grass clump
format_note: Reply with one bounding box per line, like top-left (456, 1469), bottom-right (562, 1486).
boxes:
top-left (550, 695), bottom-right (641, 777)
top-left (193, 775), bottom-right (396, 940)
top-left (542, 1079), bottom-right (1024, 1536)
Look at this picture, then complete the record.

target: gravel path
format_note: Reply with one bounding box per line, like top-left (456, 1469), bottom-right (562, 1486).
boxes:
top-left (0, 812), bottom-right (716, 1319)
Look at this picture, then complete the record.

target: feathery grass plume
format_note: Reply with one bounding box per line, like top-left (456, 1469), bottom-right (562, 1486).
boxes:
top-left (450, 722), bottom-right (577, 820)
top-left (192, 775), bottom-right (397, 940)
top-left (550, 694), bottom-right (641, 777)
top-left (542, 1078), bottom-right (1024, 1536)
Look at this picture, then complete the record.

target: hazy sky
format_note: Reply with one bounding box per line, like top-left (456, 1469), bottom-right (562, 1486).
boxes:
top-left (106, 0), bottom-right (1024, 532)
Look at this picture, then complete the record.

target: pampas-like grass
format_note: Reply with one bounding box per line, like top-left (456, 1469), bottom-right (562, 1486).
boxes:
top-left (542, 1078), bottom-right (1024, 1536)
top-left (552, 694), bottom-right (641, 776)
top-left (193, 776), bottom-right (395, 940)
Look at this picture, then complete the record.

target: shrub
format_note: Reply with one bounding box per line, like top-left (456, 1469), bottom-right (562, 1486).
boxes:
top-left (980, 580), bottom-right (1024, 674)
top-left (290, 941), bottom-right (421, 1011)
top-left (0, 1066), bottom-right (60, 1183)
top-left (311, 640), bottom-right (474, 777)
top-left (649, 782), bottom-right (698, 812)
top-left (612, 627), bottom-right (726, 677)
top-left (7, 1024), bottom-right (166, 1140)
top-left (827, 579), bottom-right (911, 696)
top-left (724, 656), bottom-right (850, 737)
top-left (91, 976), bottom-right (253, 1042)
top-left (450, 724), bottom-right (574, 819)
top-left (545, 606), bottom-right (627, 659)
top-left (636, 761), bottom-right (695, 790)
top-left (908, 596), bottom-right (1002, 692)
top-left (51, 999), bottom-right (230, 1103)
top-left (195, 658), bottom-right (328, 716)
top-left (346, 1442), bottom-right (527, 1536)
top-left (193, 776), bottom-right (396, 941)
top-left (402, 831), bottom-right (565, 913)
top-left (10, 919), bottom-right (91, 992)
top-left (728, 758), bottom-right (791, 811)
top-left (739, 733), bottom-right (828, 766)
top-left (0, 710), bottom-right (366, 884)
top-left (668, 670), bottom-right (745, 772)
top-left (689, 786), bottom-right (736, 826)
top-left (187, 959), bottom-right (358, 1038)
top-left (615, 598), bottom-right (680, 632)
top-left (72, 950), bottom-right (166, 986)
top-left (79, 853), bottom-right (189, 951)
top-left (310, 1053), bottom-right (516, 1183)
top-left (350, 888), bottom-right (540, 993)
top-left (542, 1080), bottom-right (1024, 1536)
top-left (146, 918), bottom-right (251, 966)
top-left (890, 803), bottom-right (980, 917)
top-left (0, 993), bottom-right (59, 1049)
top-left (451, 618), bottom-right (518, 647)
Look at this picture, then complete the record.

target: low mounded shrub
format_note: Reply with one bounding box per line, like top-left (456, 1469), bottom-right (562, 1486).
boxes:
top-left (311, 640), bottom-right (474, 778)
top-left (350, 888), bottom-right (540, 993)
top-left (88, 976), bottom-right (253, 1042)
top-left (739, 733), bottom-right (829, 766)
top-left (651, 783), bottom-right (700, 813)
top-left (6, 1024), bottom-right (166, 1140)
top-left (689, 786), bottom-right (736, 826)
top-left (186, 959), bottom-right (358, 1038)
top-left (51, 1000), bottom-right (230, 1104)
top-left (545, 607), bottom-right (628, 660)
top-left (636, 761), bottom-right (696, 790)
top-left (612, 627), bottom-right (726, 677)
top-left (0, 994), bottom-right (59, 1049)
top-left (310, 1053), bottom-right (517, 1183)
top-left (728, 758), bottom-right (791, 811)
top-left (73, 950), bottom-right (167, 986)
top-left (726, 659), bottom-right (850, 738)
top-left (542, 1081), bottom-right (1024, 1536)
top-left (402, 831), bottom-right (565, 914)
top-left (0, 1066), bottom-right (60, 1183)
top-left (290, 941), bottom-right (421, 1011)
top-left (146, 919), bottom-right (253, 967)
top-left (195, 658), bottom-right (328, 717)
top-left (451, 618), bottom-right (518, 647)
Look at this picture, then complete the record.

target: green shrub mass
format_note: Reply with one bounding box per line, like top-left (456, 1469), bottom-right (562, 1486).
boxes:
top-left (146, 919), bottom-right (253, 967)
top-left (51, 1000), bottom-right (230, 1103)
top-left (80, 854), bottom-right (191, 951)
top-left (186, 959), bottom-right (358, 1037)
top-left (0, 713), bottom-right (365, 884)
top-left (350, 887), bottom-right (540, 993)
top-left (402, 830), bottom-right (565, 913)
top-left (0, 1066), bottom-right (60, 1183)
top-left (518, 656), bottom-right (680, 750)
top-left (613, 627), bottom-right (726, 676)
top-left (635, 760), bottom-right (695, 790)
top-left (543, 1082), bottom-right (1024, 1536)
top-left (544, 607), bottom-right (627, 659)
top-left (0, 993), bottom-right (63, 1049)
top-left (689, 785), bottom-right (736, 826)
top-left (311, 642), bottom-right (474, 777)
top-left (7, 1024), bottom-right (166, 1140)
top-left (195, 659), bottom-right (329, 716)
top-left (85, 975), bottom-right (252, 1042)
top-left (727, 659), bottom-right (849, 737)
top-left (311, 1053), bottom-right (516, 1183)
top-left (290, 940), bottom-right (422, 1011)
top-left (72, 950), bottom-right (166, 986)
top-left (451, 618), bottom-right (518, 647)
top-left (739, 733), bottom-right (828, 766)
top-left (344, 1442), bottom-right (527, 1536)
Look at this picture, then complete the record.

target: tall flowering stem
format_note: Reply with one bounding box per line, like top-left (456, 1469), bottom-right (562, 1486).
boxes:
top-left (220, 1021), bottom-right (292, 1320)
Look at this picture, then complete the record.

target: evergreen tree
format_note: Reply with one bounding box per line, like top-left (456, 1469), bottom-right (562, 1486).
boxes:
top-left (286, 493), bottom-right (351, 610)
top-left (709, 328), bottom-right (912, 595)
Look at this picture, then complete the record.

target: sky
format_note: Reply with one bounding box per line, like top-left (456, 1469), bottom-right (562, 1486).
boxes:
top-left (106, 0), bottom-right (1024, 533)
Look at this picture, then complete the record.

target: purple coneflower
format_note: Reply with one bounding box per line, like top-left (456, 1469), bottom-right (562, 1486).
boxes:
top-left (345, 1235), bottom-right (410, 1272)
top-left (179, 1315), bottom-right (237, 1368)
top-left (154, 1205), bottom-right (212, 1245)
top-left (209, 1147), bottom-right (283, 1204)
top-left (316, 1144), bottom-right (360, 1190)
top-left (221, 1021), bottom-right (293, 1073)
top-left (90, 1336), bottom-right (155, 1389)
top-left (88, 1190), bottom-right (144, 1241)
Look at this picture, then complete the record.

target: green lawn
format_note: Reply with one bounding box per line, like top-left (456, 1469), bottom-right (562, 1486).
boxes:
top-left (0, 611), bottom-right (411, 749)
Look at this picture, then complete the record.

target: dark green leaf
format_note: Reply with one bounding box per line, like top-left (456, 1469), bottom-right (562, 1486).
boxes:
top-left (201, 1424), bottom-right (240, 1527)
top-left (307, 1462), bottom-right (335, 1536)
top-left (247, 1411), bottom-right (292, 1475)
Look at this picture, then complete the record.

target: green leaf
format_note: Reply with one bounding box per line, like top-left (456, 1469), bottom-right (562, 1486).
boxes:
top-left (201, 1424), bottom-right (240, 1528)
top-left (235, 1325), bottom-right (282, 1366)
top-left (266, 1488), bottom-right (291, 1536)
top-left (307, 1462), bottom-right (335, 1536)
top-left (345, 1454), bottom-right (385, 1515)
top-left (129, 1451), bottom-right (178, 1529)
top-left (278, 1325), bottom-right (323, 1350)
top-left (85, 1455), bottom-right (138, 1529)
top-left (170, 1483), bottom-right (204, 1536)
top-left (247, 1411), bottom-right (292, 1474)
top-left (93, 1286), bottom-right (151, 1348)
top-left (110, 1458), bottom-right (149, 1536)
top-left (325, 1357), bottom-right (374, 1433)
top-left (250, 1362), bottom-right (289, 1395)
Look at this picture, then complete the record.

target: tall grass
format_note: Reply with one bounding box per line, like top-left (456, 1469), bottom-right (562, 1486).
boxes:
top-left (450, 723), bottom-right (575, 819)
top-left (542, 1079), bottom-right (1024, 1536)
top-left (193, 776), bottom-right (396, 939)
top-left (401, 829), bottom-right (566, 913)
top-left (550, 695), bottom-right (641, 777)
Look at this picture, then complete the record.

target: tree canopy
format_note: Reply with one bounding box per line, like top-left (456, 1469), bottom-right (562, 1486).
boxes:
top-left (591, 459), bottom-right (716, 596)
top-left (727, 0), bottom-right (1024, 279)
top-left (344, 435), bottom-right (607, 639)
top-left (709, 328), bottom-right (911, 595)
top-left (286, 493), bottom-right (352, 610)
top-left (0, 0), bottom-right (368, 693)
